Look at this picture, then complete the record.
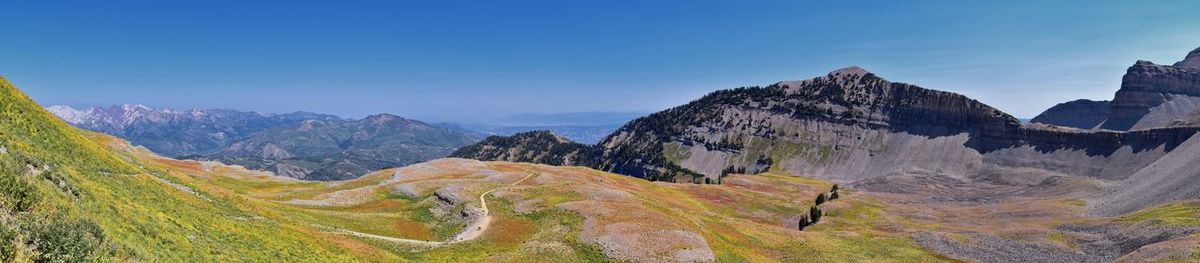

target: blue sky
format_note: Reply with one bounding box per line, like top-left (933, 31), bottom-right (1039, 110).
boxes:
top-left (3, 1), bottom-right (1199, 121)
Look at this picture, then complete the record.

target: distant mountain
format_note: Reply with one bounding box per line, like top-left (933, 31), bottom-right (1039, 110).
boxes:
top-left (435, 123), bottom-right (620, 144)
top-left (488, 112), bottom-right (646, 126)
top-left (207, 114), bottom-right (480, 180)
top-left (46, 105), bottom-right (344, 156)
top-left (47, 105), bottom-right (479, 180)
top-left (1029, 99), bottom-right (1111, 129)
top-left (435, 111), bottom-right (642, 144)
top-left (450, 130), bottom-right (596, 166)
top-left (1032, 47), bottom-right (1200, 130)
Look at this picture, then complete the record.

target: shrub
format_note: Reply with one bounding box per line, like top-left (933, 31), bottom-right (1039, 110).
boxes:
top-left (815, 193), bottom-right (827, 205)
top-left (0, 171), bottom-right (39, 212)
top-left (797, 214), bottom-right (809, 231)
top-left (25, 216), bottom-right (106, 262)
top-left (0, 223), bottom-right (16, 262)
top-left (829, 190), bottom-right (839, 200)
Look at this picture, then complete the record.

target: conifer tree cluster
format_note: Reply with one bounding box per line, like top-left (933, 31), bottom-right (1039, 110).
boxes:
top-left (798, 184), bottom-right (841, 231)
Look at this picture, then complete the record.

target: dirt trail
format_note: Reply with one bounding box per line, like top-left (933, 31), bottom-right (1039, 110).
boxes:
top-left (330, 172), bottom-right (536, 246)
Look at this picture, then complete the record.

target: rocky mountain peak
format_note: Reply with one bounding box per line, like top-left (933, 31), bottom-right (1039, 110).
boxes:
top-left (828, 65), bottom-right (869, 77)
top-left (1174, 46), bottom-right (1200, 70)
top-left (45, 105), bottom-right (87, 123)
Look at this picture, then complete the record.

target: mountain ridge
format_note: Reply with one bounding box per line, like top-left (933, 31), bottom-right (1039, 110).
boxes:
top-left (453, 56), bottom-right (1200, 217)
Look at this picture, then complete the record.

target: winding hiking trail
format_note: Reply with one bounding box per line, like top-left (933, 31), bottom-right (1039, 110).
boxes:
top-left (330, 172), bottom-right (537, 247)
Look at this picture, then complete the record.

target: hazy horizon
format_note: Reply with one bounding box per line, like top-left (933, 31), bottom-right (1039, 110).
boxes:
top-left (5, 1), bottom-right (1200, 120)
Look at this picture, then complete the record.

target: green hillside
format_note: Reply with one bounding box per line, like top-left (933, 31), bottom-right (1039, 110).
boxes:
top-left (0, 76), bottom-right (379, 262)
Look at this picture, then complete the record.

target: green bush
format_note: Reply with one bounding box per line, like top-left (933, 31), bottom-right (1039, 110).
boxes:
top-left (0, 169), bottom-right (39, 212)
top-left (0, 222), bottom-right (16, 262)
top-left (25, 216), bottom-right (106, 262)
top-left (815, 193), bottom-right (826, 205)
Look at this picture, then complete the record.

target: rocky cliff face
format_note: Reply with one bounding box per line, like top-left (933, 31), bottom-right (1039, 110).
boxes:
top-left (1029, 99), bottom-right (1111, 129)
top-left (1032, 47), bottom-right (1200, 131)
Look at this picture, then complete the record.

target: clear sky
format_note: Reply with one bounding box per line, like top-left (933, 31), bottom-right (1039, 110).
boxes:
top-left (3, 1), bottom-right (1199, 121)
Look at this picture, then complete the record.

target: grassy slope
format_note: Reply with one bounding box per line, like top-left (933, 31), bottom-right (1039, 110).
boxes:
top-left (0, 76), bottom-right (388, 261)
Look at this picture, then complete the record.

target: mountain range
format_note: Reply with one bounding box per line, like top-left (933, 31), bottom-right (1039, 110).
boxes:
top-left (47, 105), bottom-right (481, 180)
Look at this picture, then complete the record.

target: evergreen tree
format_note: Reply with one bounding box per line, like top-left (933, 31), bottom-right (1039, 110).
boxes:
top-left (809, 206), bottom-right (823, 224)
top-left (815, 193), bottom-right (827, 205)
top-left (797, 214), bottom-right (809, 231)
